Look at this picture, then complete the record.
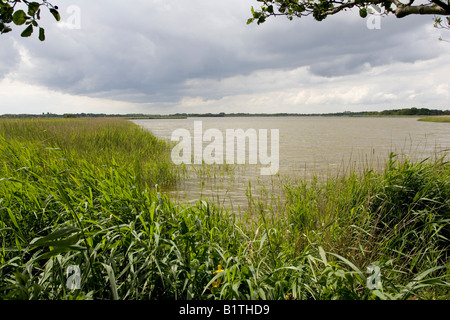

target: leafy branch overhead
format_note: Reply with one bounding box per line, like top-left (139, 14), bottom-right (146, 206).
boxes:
top-left (248, 0), bottom-right (450, 27)
top-left (0, 0), bottom-right (60, 41)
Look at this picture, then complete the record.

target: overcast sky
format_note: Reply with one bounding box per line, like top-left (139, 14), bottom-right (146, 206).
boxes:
top-left (0, 0), bottom-right (449, 115)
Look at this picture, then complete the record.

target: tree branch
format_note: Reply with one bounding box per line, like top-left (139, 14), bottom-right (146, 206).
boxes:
top-left (430, 0), bottom-right (450, 12)
top-left (249, 0), bottom-right (450, 26)
top-left (394, 3), bottom-right (449, 18)
top-left (323, 2), bottom-right (360, 16)
top-left (323, 0), bottom-right (450, 18)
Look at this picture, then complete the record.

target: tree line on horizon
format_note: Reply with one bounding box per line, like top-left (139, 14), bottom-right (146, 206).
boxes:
top-left (1, 108), bottom-right (449, 119)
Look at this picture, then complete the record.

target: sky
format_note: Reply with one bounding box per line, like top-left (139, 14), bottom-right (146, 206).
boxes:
top-left (0, 0), bottom-right (449, 115)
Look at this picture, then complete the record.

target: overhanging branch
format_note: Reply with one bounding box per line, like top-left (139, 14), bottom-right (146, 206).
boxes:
top-left (249, 0), bottom-right (450, 25)
top-left (394, 3), bottom-right (449, 18)
top-left (430, 0), bottom-right (450, 12)
top-left (322, 0), bottom-right (450, 19)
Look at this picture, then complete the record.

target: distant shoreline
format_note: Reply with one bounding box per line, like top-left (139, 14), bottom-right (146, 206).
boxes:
top-left (124, 116), bottom-right (188, 120)
top-left (1, 107), bottom-right (449, 119)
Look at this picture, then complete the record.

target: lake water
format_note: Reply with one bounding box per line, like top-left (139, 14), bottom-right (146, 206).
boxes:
top-left (132, 117), bottom-right (449, 209)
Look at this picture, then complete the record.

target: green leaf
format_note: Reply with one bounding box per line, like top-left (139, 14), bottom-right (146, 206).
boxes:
top-left (328, 252), bottom-right (364, 280)
top-left (259, 230), bottom-right (267, 250)
top-left (29, 226), bottom-right (81, 247)
top-left (202, 270), bottom-right (225, 295)
top-left (102, 264), bottom-right (119, 300)
top-left (6, 208), bottom-right (20, 230)
top-left (21, 24), bottom-right (33, 37)
top-left (38, 27), bottom-right (45, 41)
top-left (14, 271), bottom-right (28, 286)
top-left (359, 8), bottom-right (368, 18)
top-left (34, 245), bottom-right (86, 261)
top-left (12, 10), bottom-right (27, 25)
top-left (49, 8), bottom-right (60, 21)
top-left (28, 2), bottom-right (40, 17)
top-left (0, 23), bottom-right (13, 34)
top-left (35, 233), bottom-right (81, 248)
top-left (318, 246), bottom-right (327, 264)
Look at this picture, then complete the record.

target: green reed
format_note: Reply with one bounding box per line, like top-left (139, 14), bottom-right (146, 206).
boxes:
top-left (0, 118), bottom-right (448, 300)
top-left (418, 116), bottom-right (450, 123)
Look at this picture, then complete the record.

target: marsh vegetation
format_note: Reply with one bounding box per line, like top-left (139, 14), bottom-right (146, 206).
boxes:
top-left (0, 118), bottom-right (448, 300)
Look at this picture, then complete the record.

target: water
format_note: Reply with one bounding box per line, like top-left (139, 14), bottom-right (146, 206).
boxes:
top-left (132, 117), bottom-right (450, 209)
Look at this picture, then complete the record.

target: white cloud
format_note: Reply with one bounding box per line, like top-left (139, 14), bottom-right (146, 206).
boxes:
top-left (0, 79), bottom-right (141, 114)
top-left (174, 53), bottom-right (450, 113)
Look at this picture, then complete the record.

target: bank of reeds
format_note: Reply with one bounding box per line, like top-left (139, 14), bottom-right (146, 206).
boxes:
top-left (0, 118), bottom-right (178, 188)
top-left (418, 116), bottom-right (450, 123)
top-left (0, 118), bottom-right (448, 300)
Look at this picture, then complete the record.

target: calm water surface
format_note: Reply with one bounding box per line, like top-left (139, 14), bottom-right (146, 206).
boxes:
top-left (132, 117), bottom-right (449, 209)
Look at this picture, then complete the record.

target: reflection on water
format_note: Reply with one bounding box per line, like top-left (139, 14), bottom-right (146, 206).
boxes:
top-left (132, 117), bottom-right (450, 209)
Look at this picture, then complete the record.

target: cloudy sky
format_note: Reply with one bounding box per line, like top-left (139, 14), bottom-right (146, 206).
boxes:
top-left (0, 0), bottom-right (449, 115)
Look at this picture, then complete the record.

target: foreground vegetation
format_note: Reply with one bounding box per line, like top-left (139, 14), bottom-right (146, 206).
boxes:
top-left (0, 118), bottom-right (449, 300)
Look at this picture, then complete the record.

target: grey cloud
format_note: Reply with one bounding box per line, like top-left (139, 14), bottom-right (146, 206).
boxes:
top-left (254, 13), bottom-right (440, 78)
top-left (0, 37), bottom-right (21, 78)
top-left (0, 0), bottom-right (445, 106)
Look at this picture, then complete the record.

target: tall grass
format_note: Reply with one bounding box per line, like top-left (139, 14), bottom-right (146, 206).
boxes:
top-left (0, 118), bottom-right (448, 300)
top-left (0, 118), bottom-right (178, 188)
top-left (418, 116), bottom-right (450, 123)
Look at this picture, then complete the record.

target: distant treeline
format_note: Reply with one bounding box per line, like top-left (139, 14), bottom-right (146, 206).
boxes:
top-left (1, 108), bottom-right (449, 119)
top-left (184, 108), bottom-right (450, 117)
top-left (357, 108), bottom-right (450, 116)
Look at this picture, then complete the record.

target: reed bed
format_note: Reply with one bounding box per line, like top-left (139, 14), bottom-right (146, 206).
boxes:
top-left (418, 116), bottom-right (450, 123)
top-left (0, 118), bottom-right (448, 300)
